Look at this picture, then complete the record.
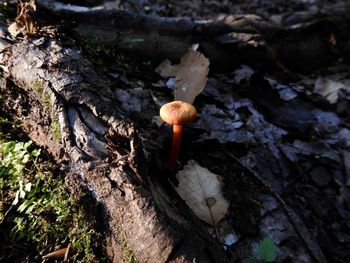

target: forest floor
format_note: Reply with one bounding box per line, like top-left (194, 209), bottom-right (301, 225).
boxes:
top-left (104, 1), bottom-right (350, 262)
top-left (1, 0), bottom-right (350, 262)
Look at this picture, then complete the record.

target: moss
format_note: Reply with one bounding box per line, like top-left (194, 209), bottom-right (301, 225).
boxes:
top-left (32, 79), bottom-right (43, 93)
top-left (42, 91), bottom-right (51, 109)
top-left (118, 233), bottom-right (137, 263)
top-left (33, 80), bottom-right (52, 110)
top-left (81, 36), bottom-right (111, 57)
top-left (50, 117), bottom-right (61, 141)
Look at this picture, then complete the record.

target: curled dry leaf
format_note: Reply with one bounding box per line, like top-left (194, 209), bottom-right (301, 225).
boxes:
top-left (174, 159), bottom-right (229, 226)
top-left (156, 45), bottom-right (210, 104)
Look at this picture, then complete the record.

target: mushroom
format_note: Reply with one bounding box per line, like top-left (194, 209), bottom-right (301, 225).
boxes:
top-left (160, 100), bottom-right (197, 170)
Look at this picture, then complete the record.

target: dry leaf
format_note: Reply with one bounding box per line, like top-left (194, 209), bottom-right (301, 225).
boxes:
top-left (174, 159), bottom-right (229, 226)
top-left (156, 45), bottom-right (209, 104)
top-left (156, 59), bottom-right (179, 77)
top-left (8, 0), bottom-right (39, 38)
top-left (314, 77), bottom-right (345, 104)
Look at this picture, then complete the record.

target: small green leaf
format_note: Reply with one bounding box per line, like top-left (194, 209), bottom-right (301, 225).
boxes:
top-left (2, 141), bottom-right (15, 154)
top-left (18, 200), bottom-right (31, 213)
top-left (24, 182), bottom-right (32, 192)
top-left (13, 142), bottom-right (24, 152)
top-left (22, 153), bottom-right (30, 164)
top-left (19, 189), bottom-right (25, 199)
top-left (12, 191), bottom-right (20, 205)
top-left (258, 237), bottom-right (277, 262)
top-left (24, 141), bottom-right (33, 149)
top-left (31, 149), bottom-right (41, 158)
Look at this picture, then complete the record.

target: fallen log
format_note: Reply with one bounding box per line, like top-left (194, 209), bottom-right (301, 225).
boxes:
top-left (37, 0), bottom-right (350, 76)
top-left (1, 18), bottom-right (232, 261)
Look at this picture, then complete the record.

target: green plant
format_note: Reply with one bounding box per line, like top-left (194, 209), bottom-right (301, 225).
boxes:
top-left (32, 79), bottom-right (43, 93)
top-left (50, 117), bottom-right (61, 140)
top-left (0, 139), bottom-right (103, 262)
top-left (42, 90), bottom-right (51, 108)
top-left (81, 36), bottom-right (111, 58)
top-left (0, 117), bottom-right (10, 125)
top-left (118, 232), bottom-right (137, 263)
top-left (242, 237), bottom-right (277, 263)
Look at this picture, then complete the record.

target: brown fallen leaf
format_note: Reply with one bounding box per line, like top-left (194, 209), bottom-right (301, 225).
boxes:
top-left (156, 45), bottom-right (210, 104)
top-left (174, 159), bottom-right (229, 226)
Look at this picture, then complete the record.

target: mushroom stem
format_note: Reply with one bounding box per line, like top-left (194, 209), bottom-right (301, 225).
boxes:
top-left (167, 124), bottom-right (183, 170)
top-left (160, 100), bottom-right (196, 170)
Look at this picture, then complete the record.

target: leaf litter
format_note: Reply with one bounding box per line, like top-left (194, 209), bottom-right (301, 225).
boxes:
top-left (152, 60), bottom-right (350, 260)
top-left (99, 4), bottom-right (350, 260)
top-left (156, 44), bottom-right (210, 104)
top-left (153, 57), bottom-right (348, 259)
top-left (174, 159), bottom-right (229, 226)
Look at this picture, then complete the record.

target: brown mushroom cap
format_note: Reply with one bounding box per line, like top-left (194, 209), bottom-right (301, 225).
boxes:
top-left (160, 101), bottom-right (197, 125)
